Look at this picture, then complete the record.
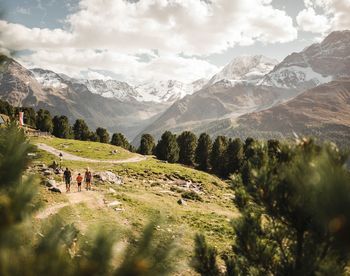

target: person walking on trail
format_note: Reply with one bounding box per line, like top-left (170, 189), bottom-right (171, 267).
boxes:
top-left (59, 152), bottom-right (63, 168)
top-left (76, 173), bottom-right (83, 192)
top-left (84, 168), bottom-right (92, 191)
top-left (63, 167), bottom-right (72, 193)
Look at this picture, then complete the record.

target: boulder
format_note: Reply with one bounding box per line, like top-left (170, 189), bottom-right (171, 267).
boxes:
top-left (177, 198), bottom-right (187, 206)
top-left (45, 179), bottom-right (56, 187)
top-left (48, 187), bottom-right (61, 193)
top-left (94, 171), bottom-right (123, 185)
top-left (107, 200), bottom-right (122, 207)
top-left (43, 169), bottom-right (53, 176)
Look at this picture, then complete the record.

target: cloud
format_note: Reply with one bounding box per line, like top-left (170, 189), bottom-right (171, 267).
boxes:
top-left (0, 0), bottom-right (298, 82)
top-left (18, 49), bottom-right (218, 83)
top-left (297, 0), bottom-right (350, 34)
top-left (296, 8), bottom-right (330, 33)
top-left (15, 7), bottom-right (31, 15)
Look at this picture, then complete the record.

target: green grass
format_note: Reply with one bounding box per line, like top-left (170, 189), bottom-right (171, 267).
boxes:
top-left (31, 137), bottom-right (238, 274)
top-left (30, 136), bottom-right (137, 160)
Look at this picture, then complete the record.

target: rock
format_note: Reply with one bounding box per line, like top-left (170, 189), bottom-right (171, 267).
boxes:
top-left (177, 198), bottom-right (187, 205)
top-left (115, 208), bottom-right (124, 212)
top-left (43, 169), bottom-right (53, 176)
top-left (108, 188), bottom-right (117, 194)
top-left (110, 149), bottom-right (118, 155)
top-left (94, 171), bottom-right (123, 184)
top-left (107, 200), bottom-right (122, 207)
top-left (48, 187), bottom-right (61, 193)
top-left (45, 179), bottom-right (56, 187)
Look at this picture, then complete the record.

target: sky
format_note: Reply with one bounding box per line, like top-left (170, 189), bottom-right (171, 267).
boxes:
top-left (0, 0), bottom-right (349, 84)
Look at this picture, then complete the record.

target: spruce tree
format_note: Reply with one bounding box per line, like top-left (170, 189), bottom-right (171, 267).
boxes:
top-left (192, 139), bottom-right (350, 275)
top-left (177, 131), bottom-right (197, 166)
top-left (96, 127), bottom-right (110, 143)
top-left (155, 131), bottom-right (179, 163)
top-left (195, 133), bottom-right (212, 172)
top-left (36, 109), bottom-right (53, 133)
top-left (73, 119), bottom-right (90, 141)
top-left (210, 136), bottom-right (228, 176)
top-left (225, 138), bottom-right (244, 177)
top-left (138, 134), bottom-right (155, 155)
top-left (111, 132), bottom-right (130, 149)
top-left (52, 115), bottom-right (73, 138)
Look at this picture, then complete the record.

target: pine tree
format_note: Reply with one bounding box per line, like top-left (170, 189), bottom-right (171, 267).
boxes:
top-left (210, 136), bottom-right (228, 176)
top-left (193, 139), bottom-right (350, 275)
top-left (225, 138), bottom-right (243, 177)
top-left (195, 133), bottom-right (212, 172)
top-left (96, 127), bottom-right (110, 143)
top-left (36, 109), bottom-right (53, 133)
top-left (177, 131), bottom-right (197, 166)
top-left (52, 115), bottom-right (73, 138)
top-left (73, 119), bottom-right (91, 141)
top-left (155, 131), bottom-right (179, 163)
top-left (111, 132), bottom-right (130, 149)
top-left (0, 99), bottom-right (14, 116)
top-left (138, 134), bottom-right (155, 155)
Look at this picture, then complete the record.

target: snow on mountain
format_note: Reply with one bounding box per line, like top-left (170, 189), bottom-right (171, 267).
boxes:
top-left (134, 79), bottom-right (205, 103)
top-left (31, 68), bottom-right (68, 89)
top-left (208, 55), bottom-right (278, 85)
top-left (82, 79), bottom-right (140, 102)
top-left (260, 30), bottom-right (350, 89)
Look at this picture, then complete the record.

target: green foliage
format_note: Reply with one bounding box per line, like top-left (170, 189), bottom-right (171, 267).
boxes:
top-left (36, 109), bottom-right (53, 133)
top-left (181, 191), bottom-right (203, 202)
top-left (52, 115), bottom-right (73, 139)
top-left (210, 136), bottom-right (229, 176)
top-left (138, 134), bottom-right (155, 155)
top-left (195, 133), bottom-right (212, 172)
top-left (224, 138), bottom-right (243, 177)
top-left (177, 131), bottom-right (197, 166)
top-left (191, 234), bottom-right (220, 276)
top-left (193, 139), bottom-right (350, 275)
top-left (0, 124), bottom-right (178, 276)
top-left (111, 132), bottom-right (130, 149)
top-left (0, 99), bottom-right (14, 116)
top-left (73, 119), bottom-right (91, 141)
top-left (96, 127), bottom-right (110, 144)
top-left (155, 131), bottom-right (179, 163)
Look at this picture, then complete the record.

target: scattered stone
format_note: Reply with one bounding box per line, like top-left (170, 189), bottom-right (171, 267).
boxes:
top-left (115, 208), bottom-right (124, 212)
top-left (177, 198), bottom-right (187, 205)
top-left (45, 179), bottom-right (56, 187)
top-left (108, 188), bottom-right (117, 194)
top-left (107, 200), bottom-right (122, 207)
top-left (48, 187), bottom-right (61, 193)
top-left (94, 171), bottom-right (123, 184)
top-left (43, 169), bottom-right (53, 176)
top-left (110, 149), bottom-right (118, 155)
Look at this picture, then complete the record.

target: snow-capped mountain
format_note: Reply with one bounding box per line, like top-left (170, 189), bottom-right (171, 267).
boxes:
top-left (134, 80), bottom-right (201, 103)
top-left (82, 79), bottom-right (140, 102)
top-left (260, 30), bottom-right (350, 90)
top-left (208, 55), bottom-right (278, 85)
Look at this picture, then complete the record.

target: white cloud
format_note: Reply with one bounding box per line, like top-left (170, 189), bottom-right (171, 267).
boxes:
top-left (297, 0), bottom-right (350, 34)
top-left (0, 0), bottom-right (298, 82)
top-left (296, 8), bottom-right (330, 33)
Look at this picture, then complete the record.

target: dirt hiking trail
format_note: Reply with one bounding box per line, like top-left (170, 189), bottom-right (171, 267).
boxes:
top-left (36, 143), bottom-right (146, 163)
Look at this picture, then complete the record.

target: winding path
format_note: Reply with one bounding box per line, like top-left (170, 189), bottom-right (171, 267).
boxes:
top-left (36, 143), bottom-right (146, 163)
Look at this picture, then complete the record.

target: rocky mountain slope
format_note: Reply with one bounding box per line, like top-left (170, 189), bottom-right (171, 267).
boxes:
top-left (133, 31), bottom-right (350, 145)
top-left (0, 56), bottom-right (167, 139)
top-left (223, 79), bottom-right (350, 147)
top-left (208, 55), bottom-right (278, 85)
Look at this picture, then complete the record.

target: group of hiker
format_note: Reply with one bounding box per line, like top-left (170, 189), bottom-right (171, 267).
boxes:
top-left (63, 167), bottom-right (92, 193)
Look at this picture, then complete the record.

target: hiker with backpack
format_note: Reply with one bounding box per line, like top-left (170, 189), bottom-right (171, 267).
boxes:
top-left (76, 173), bottom-right (83, 192)
top-left (84, 168), bottom-right (92, 191)
top-left (63, 167), bottom-right (72, 193)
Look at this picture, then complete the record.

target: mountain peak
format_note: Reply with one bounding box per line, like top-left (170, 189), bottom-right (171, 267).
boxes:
top-left (208, 54), bottom-right (278, 85)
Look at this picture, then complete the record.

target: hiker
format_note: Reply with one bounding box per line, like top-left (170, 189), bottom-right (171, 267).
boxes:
top-left (63, 167), bottom-right (72, 193)
top-left (59, 152), bottom-right (63, 168)
top-left (76, 173), bottom-right (83, 192)
top-left (84, 168), bottom-right (92, 191)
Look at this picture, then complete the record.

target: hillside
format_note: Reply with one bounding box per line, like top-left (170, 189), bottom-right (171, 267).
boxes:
top-left (31, 137), bottom-right (237, 274)
top-left (0, 56), bottom-right (167, 139)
